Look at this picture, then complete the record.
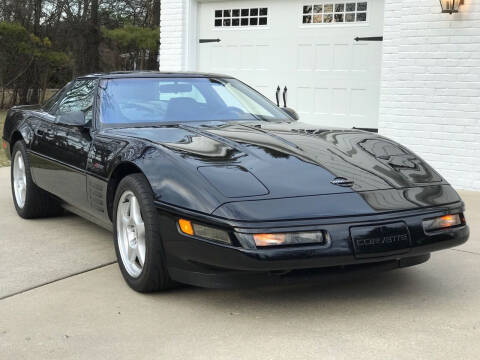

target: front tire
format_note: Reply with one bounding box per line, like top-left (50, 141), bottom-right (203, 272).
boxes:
top-left (113, 173), bottom-right (174, 292)
top-left (11, 141), bottom-right (62, 219)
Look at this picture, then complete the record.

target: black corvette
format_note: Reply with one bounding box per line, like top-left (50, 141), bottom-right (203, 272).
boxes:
top-left (2, 72), bottom-right (469, 292)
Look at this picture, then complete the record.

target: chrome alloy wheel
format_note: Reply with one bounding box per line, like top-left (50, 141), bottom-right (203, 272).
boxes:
top-left (117, 191), bottom-right (146, 278)
top-left (13, 151), bottom-right (27, 208)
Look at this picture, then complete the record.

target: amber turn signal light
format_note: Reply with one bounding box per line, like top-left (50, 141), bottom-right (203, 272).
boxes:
top-left (178, 218), bottom-right (194, 236)
top-left (177, 219), bottom-right (231, 244)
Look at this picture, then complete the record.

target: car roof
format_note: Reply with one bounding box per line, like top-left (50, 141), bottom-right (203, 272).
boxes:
top-left (77, 71), bottom-right (234, 80)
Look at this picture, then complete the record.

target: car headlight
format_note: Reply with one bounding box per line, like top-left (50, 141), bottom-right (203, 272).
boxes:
top-left (236, 231), bottom-right (328, 249)
top-left (423, 214), bottom-right (463, 232)
top-left (178, 219), bottom-right (231, 244)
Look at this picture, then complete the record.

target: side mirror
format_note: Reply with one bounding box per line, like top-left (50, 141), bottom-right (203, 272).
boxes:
top-left (56, 111), bottom-right (86, 127)
top-left (282, 107), bottom-right (299, 121)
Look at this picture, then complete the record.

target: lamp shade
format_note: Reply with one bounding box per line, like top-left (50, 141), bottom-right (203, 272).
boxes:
top-left (439, 0), bottom-right (463, 14)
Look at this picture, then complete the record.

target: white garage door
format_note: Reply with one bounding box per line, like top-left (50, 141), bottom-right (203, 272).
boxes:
top-left (197, 0), bottom-right (384, 129)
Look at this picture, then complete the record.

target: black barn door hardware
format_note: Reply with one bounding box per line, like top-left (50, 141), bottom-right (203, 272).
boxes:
top-left (199, 38), bottom-right (221, 43)
top-left (275, 86), bottom-right (281, 107)
top-left (354, 36), bottom-right (383, 42)
top-left (283, 86), bottom-right (288, 107)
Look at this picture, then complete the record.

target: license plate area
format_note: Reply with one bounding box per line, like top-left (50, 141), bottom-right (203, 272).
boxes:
top-left (350, 222), bottom-right (411, 259)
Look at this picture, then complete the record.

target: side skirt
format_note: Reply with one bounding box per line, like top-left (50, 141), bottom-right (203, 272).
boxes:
top-left (62, 202), bottom-right (113, 232)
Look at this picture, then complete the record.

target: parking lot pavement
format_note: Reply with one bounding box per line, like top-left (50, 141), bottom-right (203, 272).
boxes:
top-left (0, 167), bottom-right (115, 299)
top-left (0, 163), bottom-right (479, 359)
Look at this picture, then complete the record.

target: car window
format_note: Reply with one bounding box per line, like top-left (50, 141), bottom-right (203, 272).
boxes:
top-left (99, 78), bottom-right (291, 125)
top-left (158, 82), bottom-right (206, 103)
top-left (55, 79), bottom-right (97, 123)
top-left (43, 82), bottom-right (72, 114)
top-left (211, 82), bottom-right (273, 118)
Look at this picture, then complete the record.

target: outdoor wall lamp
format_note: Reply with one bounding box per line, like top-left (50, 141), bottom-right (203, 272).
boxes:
top-left (439, 0), bottom-right (463, 14)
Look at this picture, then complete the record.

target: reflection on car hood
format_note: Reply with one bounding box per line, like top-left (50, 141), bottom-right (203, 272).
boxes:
top-left (104, 121), bottom-right (444, 198)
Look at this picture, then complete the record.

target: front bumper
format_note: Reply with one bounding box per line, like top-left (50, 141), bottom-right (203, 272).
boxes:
top-left (157, 201), bottom-right (469, 288)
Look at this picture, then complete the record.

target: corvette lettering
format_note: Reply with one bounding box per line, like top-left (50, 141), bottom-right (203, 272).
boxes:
top-left (356, 234), bottom-right (409, 247)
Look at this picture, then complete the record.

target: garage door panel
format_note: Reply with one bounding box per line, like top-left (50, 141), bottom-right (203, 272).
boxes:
top-left (197, 0), bottom-right (383, 129)
top-left (333, 43), bottom-right (351, 71)
top-left (332, 88), bottom-right (349, 115)
top-left (256, 44), bottom-right (271, 70)
top-left (350, 88), bottom-right (369, 116)
top-left (352, 43), bottom-right (370, 72)
top-left (239, 45), bottom-right (255, 70)
top-left (296, 87), bottom-right (314, 114)
top-left (315, 44), bottom-right (333, 71)
top-left (313, 88), bottom-right (332, 115)
top-left (297, 44), bottom-right (316, 71)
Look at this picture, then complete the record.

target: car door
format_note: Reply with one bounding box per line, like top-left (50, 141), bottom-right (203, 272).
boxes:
top-left (29, 84), bottom-right (72, 189)
top-left (37, 79), bottom-right (97, 210)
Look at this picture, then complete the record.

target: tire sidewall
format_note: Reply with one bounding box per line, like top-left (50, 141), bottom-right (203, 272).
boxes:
top-left (11, 141), bottom-right (31, 217)
top-left (112, 174), bottom-right (168, 291)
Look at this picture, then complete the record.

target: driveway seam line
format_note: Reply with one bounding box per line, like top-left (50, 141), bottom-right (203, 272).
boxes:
top-left (450, 249), bottom-right (480, 256)
top-left (0, 261), bottom-right (117, 301)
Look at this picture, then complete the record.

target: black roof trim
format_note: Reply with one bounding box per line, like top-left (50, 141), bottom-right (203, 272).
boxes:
top-left (76, 71), bottom-right (234, 80)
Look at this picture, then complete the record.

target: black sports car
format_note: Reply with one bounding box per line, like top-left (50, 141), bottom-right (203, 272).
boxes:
top-left (2, 72), bottom-right (469, 292)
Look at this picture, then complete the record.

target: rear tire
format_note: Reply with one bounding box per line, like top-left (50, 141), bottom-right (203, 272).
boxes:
top-left (11, 141), bottom-right (62, 219)
top-left (113, 173), bottom-right (174, 292)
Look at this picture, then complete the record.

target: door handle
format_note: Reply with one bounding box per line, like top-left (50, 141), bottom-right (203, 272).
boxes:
top-left (199, 38), bottom-right (221, 43)
top-left (354, 36), bottom-right (383, 41)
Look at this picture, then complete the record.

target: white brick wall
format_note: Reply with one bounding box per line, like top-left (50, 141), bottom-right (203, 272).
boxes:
top-left (160, 0), bottom-right (186, 71)
top-left (379, 0), bottom-right (480, 191)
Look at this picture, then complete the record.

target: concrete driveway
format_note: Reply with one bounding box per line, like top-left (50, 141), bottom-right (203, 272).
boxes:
top-left (0, 165), bottom-right (479, 359)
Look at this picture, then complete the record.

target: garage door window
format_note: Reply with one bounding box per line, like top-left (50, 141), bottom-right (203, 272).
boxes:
top-left (302, 2), bottom-right (367, 24)
top-left (214, 8), bottom-right (268, 27)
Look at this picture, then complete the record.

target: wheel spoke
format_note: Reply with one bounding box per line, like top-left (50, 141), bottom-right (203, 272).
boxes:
top-left (136, 221), bottom-right (145, 240)
top-left (130, 196), bottom-right (143, 226)
top-left (136, 227), bottom-right (146, 267)
top-left (13, 151), bottom-right (27, 208)
top-left (20, 184), bottom-right (26, 203)
top-left (116, 190), bottom-right (148, 278)
top-left (118, 201), bottom-right (130, 225)
top-left (18, 156), bottom-right (24, 171)
top-left (127, 242), bottom-right (137, 262)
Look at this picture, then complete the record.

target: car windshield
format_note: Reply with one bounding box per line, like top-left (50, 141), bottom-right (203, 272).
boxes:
top-left (98, 77), bottom-right (291, 126)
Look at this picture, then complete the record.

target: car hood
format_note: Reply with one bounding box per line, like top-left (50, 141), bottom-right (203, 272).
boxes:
top-left (104, 121), bottom-right (444, 199)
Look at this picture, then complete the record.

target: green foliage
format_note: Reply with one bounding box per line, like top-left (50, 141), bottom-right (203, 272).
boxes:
top-left (0, 22), bottom-right (33, 59)
top-left (103, 25), bottom-right (159, 53)
top-left (0, 22), bottom-right (71, 87)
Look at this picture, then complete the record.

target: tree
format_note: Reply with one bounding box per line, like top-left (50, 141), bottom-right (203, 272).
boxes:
top-left (0, 0), bottom-right (163, 107)
top-left (87, 0), bottom-right (100, 72)
top-left (103, 25), bottom-right (159, 71)
top-left (0, 22), bottom-right (71, 107)
top-left (148, 0), bottom-right (160, 70)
